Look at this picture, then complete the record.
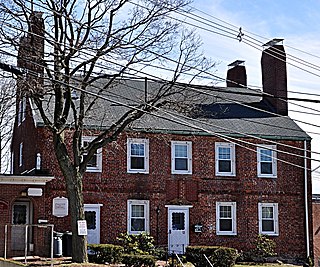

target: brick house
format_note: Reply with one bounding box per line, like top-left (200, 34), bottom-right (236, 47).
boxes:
top-left (3, 14), bottom-right (313, 261)
top-left (313, 195), bottom-right (320, 265)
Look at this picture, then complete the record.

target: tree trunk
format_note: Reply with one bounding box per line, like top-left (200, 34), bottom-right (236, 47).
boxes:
top-left (53, 133), bottom-right (88, 263)
top-left (66, 171), bottom-right (88, 263)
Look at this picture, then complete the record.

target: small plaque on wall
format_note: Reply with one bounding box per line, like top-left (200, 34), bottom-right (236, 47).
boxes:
top-left (53, 197), bottom-right (68, 217)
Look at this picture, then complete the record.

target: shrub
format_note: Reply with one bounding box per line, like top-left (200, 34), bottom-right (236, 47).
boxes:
top-left (88, 244), bottom-right (124, 264)
top-left (117, 232), bottom-right (155, 255)
top-left (209, 247), bottom-right (239, 267)
top-left (122, 254), bottom-right (156, 267)
top-left (253, 234), bottom-right (276, 261)
top-left (186, 246), bottom-right (238, 267)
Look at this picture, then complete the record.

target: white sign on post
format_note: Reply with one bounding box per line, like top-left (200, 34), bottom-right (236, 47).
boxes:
top-left (77, 220), bottom-right (88, 236)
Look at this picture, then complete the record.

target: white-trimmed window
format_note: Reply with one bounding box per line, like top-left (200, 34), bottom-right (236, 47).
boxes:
top-left (216, 202), bottom-right (237, 235)
top-left (127, 139), bottom-right (149, 173)
top-left (127, 200), bottom-right (149, 234)
top-left (82, 136), bottom-right (102, 172)
top-left (18, 97), bottom-right (26, 125)
top-left (215, 143), bottom-right (236, 176)
top-left (257, 145), bottom-right (277, 177)
top-left (258, 203), bottom-right (279, 235)
top-left (19, 142), bottom-right (23, 167)
top-left (171, 141), bottom-right (192, 174)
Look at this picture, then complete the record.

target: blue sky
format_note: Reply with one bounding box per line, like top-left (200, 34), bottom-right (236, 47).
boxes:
top-left (189, 1), bottom-right (320, 192)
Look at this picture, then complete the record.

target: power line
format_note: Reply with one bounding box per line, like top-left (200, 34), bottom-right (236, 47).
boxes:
top-left (1, 3), bottom-right (318, 163)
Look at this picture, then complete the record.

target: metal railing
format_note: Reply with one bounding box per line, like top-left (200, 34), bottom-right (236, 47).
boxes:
top-left (1, 224), bottom-right (54, 266)
top-left (203, 254), bottom-right (214, 267)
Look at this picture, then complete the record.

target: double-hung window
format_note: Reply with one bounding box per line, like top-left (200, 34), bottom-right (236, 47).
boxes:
top-left (257, 145), bottom-right (277, 177)
top-left (82, 136), bottom-right (102, 172)
top-left (215, 143), bottom-right (235, 176)
top-left (19, 142), bottom-right (23, 167)
top-left (258, 203), bottom-right (279, 235)
top-left (127, 139), bottom-right (149, 173)
top-left (127, 200), bottom-right (149, 234)
top-left (171, 141), bottom-right (192, 174)
top-left (216, 202), bottom-right (237, 235)
top-left (18, 97), bottom-right (26, 126)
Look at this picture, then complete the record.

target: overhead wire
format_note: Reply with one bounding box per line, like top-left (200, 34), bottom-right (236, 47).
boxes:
top-left (2, 1), bottom-right (320, 170)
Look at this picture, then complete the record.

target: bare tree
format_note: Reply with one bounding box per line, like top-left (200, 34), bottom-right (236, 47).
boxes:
top-left (0, 0), bottom-right (215, 262)
top-left (0, 71), bottom-right (15, 173)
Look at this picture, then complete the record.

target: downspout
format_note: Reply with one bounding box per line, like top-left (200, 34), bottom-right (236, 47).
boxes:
top-left (304, 140), bottom-right (310, 257)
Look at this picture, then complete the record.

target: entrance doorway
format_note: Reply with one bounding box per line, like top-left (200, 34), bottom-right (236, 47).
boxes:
top-left (84, 204), bottom-right (102, 244)
top-left (12, 201), bottom-right (31, 251)
top-left (167, 205), bottom-right (192, 254)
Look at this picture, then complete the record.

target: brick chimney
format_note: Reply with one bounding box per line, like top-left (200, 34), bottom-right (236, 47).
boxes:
top-left (17, 12), bottom-right (45, 96)
top-left (261, 38), bottom-right (288, 116)
top-left (226, 60), bottom-right (247, 87)
top-left (17, 11), bottom-right (44, 73)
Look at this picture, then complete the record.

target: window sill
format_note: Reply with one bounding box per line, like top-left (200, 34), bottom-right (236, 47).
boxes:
top-left (260, 232), bottom-right (279, 236)
top-left (171, 171), bottom-right (192, 175)
top-left (127, 170), bottom-right (149, 174)
top-left (216, 173), bottom-right (236, 177)
top-left (86, 168), bottom-right (102, 173)
top-left (216, 232), bottom-right (237, 236)
top-left (258, 175), bottom-right (277, 179)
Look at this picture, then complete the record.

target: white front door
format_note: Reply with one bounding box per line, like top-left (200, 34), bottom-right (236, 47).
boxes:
top-left (84, 204), bottom-right (102, 244)
top-left (12, 201), bottom-right (30, 251)
top-left (167, 206), bottom-right (191, 254)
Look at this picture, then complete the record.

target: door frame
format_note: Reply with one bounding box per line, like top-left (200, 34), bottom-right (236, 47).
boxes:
top-left (11, 200), bottom-right (33, 251)
top-left (166, 205), bottom-right (192, 254)
top-left (84, 204), bottom-right (103, 244)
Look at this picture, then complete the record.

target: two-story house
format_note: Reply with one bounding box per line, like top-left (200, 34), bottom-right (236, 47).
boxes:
top-left (2, 13), bottom-right (313, 261)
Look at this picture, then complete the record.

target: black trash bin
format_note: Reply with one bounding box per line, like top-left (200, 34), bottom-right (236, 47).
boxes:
top-left (53, 232), bottom-right (63, 257)
top-left (62, 231), bottom-right (72, 257)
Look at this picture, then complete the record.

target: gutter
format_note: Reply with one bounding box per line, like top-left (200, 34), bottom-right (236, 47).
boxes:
top-left (304, 140), bottom-right (310, 257)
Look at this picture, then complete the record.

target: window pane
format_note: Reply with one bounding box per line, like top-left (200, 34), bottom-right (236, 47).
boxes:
top-left (175, 145), bottom-right (187, 158)
top-left (260, 149), bottom-right (272, 162)
top-left (262, 220), bottom-right (274, 232)
top-left (131, 157), bottom-right (145, 169)
top-left (131, 218), bottom-right (145, 231)
top-left (220, 219), bottom-right (232, 231)
top-left (175, 158), bottom-right (187, 170)
top-left (219, 160), bottom-right (231, 172)
top-left (261, 162), bottom-right (272, 174)
top-left (132, 205), bottom-right (144, 217)
top-left (131, 144), bottom-right (145, 156)
top-left (219, 147), bottom-right (231, 160)
top-left (262, 207), bottom-right (273, 219)
top-left (172, 212), bottom-right (185, 230)
top-left (85, 211), bottom-right (96, 230)
top-left (86, 154), bottom-right (97, 167)
top-left (13, 205), bottom-right (27, 224)
top-left (220, 206), bottom-right (232, 218)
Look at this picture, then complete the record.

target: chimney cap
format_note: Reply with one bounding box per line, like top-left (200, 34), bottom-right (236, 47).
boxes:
top-left (263, 38), bottom-right (284, 47)
top-left (228, 60), bottom-right (245, 68)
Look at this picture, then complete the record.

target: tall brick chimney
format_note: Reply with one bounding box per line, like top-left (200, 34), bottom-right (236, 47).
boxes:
top-left (226, 60), bottom-right (247, 88)
top-left (17, 12), bottom-right (45, 96)
top-left (17, 11), bottom-right (44, 73)
top-left (261, 38), bottom-right (288, 116)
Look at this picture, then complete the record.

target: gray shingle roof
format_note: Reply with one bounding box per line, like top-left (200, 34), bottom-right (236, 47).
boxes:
top-left (31, 78), bottom-right (309, 140)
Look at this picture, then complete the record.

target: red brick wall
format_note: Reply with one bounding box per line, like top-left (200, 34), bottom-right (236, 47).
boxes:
top-left (10, 127), bottom-right (313, 259)
top-left (313, 201), bottom-right (320, 265)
